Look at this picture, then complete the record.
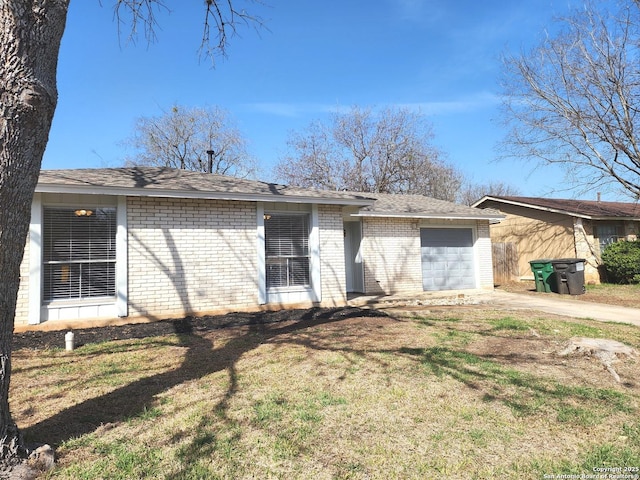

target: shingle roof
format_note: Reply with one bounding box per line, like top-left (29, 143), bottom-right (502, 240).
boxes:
top-left (36, 167), bottom-right (502, 220)
top-left (476, 195), bottom-right (640, 219)
top-left (36, 167), bottom-right (374, 206)
top-left (350, 192), bottom-right (504, 220)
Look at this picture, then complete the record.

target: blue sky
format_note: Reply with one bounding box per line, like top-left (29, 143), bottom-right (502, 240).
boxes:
top-left (43, 0), bottom-right (615, 200)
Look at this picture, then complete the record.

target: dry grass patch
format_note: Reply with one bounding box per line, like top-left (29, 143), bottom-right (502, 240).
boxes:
top-left (10, 308), bottom-right (640, 479)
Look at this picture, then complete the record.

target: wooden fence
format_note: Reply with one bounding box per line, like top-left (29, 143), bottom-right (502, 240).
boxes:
top-left (492, 242), bottom-right (518, 285)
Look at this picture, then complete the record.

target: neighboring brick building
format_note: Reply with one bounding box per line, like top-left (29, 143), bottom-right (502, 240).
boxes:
top-left (16, 167), bottom-right (501, 327)
top-left (473, 195), bottom-right (640, 284)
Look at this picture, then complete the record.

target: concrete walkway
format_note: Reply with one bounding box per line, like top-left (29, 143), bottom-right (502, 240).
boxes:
top-left (349, 289), bottom-right (640, 327)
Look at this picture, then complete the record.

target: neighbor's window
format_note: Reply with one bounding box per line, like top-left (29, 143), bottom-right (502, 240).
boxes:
top-left (595, 222), bottom-right (624, 252)
top-left (42, 207), bottom-right (117, 301)
top-left (264, 213), bottom-right (310, 288)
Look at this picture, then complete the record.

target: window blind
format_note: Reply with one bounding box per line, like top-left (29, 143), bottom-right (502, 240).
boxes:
top-left (264, 214), bottom-right (310, 288)
top-left (43, 207), bottom-right (117, 301)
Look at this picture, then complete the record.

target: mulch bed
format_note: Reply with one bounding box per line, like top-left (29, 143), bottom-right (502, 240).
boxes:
top-left (13, 306), bottom-right (387, 351)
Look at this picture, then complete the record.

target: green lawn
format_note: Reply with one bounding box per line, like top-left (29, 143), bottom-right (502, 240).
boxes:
top-left (11, 307), bottom-right (640, 479)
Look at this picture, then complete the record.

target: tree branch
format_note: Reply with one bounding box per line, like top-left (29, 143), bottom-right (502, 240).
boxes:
top-left (112, 0), bottom-right (265, 64)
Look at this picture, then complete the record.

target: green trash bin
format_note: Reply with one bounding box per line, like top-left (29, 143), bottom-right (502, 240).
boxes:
top-left (529, 259), bottom-right (554, 293)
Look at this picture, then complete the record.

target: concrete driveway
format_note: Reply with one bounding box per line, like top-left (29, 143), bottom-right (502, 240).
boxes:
top-left (485, 290), bottom-right (640, 327)
top-left (350, 289), bottom-right (640, 327)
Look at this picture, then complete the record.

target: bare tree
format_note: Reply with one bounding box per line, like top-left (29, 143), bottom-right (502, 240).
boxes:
top-left (500, 0), bottom-right (640, 198)
top-left (276, 106), bottom-right (462, 201)
top-left (458, 180), bottom-right (521, 206)
top-left (275, 120), bottom-right (345, 190)
top-left (0, 0), bottom-right (260, 470)
top-left (124, 104), bottom-right (258, 178)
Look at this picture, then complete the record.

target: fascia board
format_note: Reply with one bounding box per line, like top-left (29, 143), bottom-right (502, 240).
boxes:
top-left (589, 216), bottom-right (640, 221)
top-left (350, 212), bottom-right (505, 221)
top-left (479, 197), bottom-right (640, 221)
top-left (475, 196), bottom-right (592, 219)
top-left (35, 184), bottom-right (374, 207)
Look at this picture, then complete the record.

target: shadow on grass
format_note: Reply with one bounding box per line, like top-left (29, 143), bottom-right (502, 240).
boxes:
top-left (21, 306), bottom-right (636, 477)
top-left (21, 307), bottom-right (385, 451)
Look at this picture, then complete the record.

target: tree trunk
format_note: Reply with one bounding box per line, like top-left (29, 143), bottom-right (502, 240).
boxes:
top-left (0, 0), bottom-right (69, 464)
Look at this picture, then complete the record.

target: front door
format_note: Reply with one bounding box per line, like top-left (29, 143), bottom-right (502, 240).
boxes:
top-left (344, 221), bottom-right (364, 292)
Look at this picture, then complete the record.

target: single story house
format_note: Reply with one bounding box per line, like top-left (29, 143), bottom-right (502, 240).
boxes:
top-left (472, 195), bottom-right (640, 284)
top-left (15, 167), bottom-right (502, 327)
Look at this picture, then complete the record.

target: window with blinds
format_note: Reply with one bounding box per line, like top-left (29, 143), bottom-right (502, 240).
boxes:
top-left (42, 207), bottom-right (117, 301)
top-left (264, 214), bottom-right (311, 288)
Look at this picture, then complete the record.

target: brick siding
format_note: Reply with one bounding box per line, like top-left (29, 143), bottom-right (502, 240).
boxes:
top-left (361, 218), bottom-right (495, 295)
top-left (127, 197), bottom-right (259, 318)
top-left (15, 194), bottom-right (495, 327)
top-left (15, 234), bottom-right (30, 325)
top-left (361, 217), bottom-right (423, 294)
top-left (318, 205), bottom-right (347, 305)
top-left (475, 220), bottom-right (495, 289)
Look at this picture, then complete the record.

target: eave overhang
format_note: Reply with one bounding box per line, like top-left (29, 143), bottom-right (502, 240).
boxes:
top-left (473, 196), bottom-right (640, 221)
top-left (35, 183), bottom-right (375, 207)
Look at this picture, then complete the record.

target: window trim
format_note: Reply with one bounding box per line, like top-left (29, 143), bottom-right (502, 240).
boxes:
top-left (256, 203), bottom-right (321, 305)
top-left (264, 212), bottom-right (311, 289)
top-left (28, 194), bottom-right (128, 324)
top-left (42, 206), bottom-right (117, 302)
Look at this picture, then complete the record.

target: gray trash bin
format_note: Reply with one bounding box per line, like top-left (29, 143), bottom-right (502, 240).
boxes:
top-left (551, 258), bottom-right (586, 295)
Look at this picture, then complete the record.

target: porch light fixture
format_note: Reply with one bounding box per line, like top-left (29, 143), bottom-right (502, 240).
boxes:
top-left (263, 214), bottom-right (272, 220)
top-left (74, 209), bottom-right (93, 217)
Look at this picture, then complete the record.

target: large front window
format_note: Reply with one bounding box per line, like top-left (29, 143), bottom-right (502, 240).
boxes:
top-left (43, 207), bottom-right (117, 301)
top-left (265, 214), bottom-right (310, 288)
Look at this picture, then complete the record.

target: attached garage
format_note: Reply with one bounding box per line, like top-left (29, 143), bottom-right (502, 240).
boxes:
top-left (350, 194), bottom-right (501, 295)
top-left (420, 227), bottom-right (476, 291)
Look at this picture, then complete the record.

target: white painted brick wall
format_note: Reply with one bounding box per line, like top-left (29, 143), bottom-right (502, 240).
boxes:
top-left (16, 197), bottom-right (352, 326)
top-left (16, 195), bottom-right (496, 326)
top-left (318, 205), bottom-right (347, 305)
top-left (361, 218), bottom-right (495, 294)
top-left (475, 220), bottom-right (495, 289)
top-left (127, 197), bottom-right (259, 318)
top-left (361, 217), bottom-right (423, 294)
top-left (15, 234), bottom-right (30, 325)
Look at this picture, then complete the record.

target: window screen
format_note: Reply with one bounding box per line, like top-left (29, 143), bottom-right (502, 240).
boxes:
top-left (42, 207), bottom-right (117, 301)
top-left (264, 214), bottom-right (310, 288)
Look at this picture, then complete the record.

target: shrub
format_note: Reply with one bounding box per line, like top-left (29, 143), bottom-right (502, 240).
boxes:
top-left (601, 240), bottom-right (640, 284)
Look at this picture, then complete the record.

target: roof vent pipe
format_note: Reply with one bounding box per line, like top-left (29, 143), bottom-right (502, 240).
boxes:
top-left (206, 150), bottom-right (214, 174)
top-left (597, 192), bottom-right (601, 202)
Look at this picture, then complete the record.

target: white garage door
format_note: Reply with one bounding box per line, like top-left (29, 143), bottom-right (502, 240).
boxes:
top-left (420, 228), bottom-right (475, 291)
